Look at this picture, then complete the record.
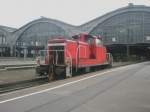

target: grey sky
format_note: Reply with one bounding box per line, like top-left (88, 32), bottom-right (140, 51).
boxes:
top-left (0, 0), bottom-right (150, 28)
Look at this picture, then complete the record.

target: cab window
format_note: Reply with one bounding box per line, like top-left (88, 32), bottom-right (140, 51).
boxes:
top-left (95, 38), bottom-right (102, 45)
top-left (85, 35), bottom-right (94, 44)
top-left (72, 35), bottom-right (79, 40)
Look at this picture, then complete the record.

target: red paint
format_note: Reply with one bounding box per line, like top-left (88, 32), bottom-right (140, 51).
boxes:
top-left (46, 33), bottom-right (108, 67)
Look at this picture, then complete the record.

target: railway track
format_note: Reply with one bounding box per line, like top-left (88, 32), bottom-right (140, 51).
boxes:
top-left (0, 68), bottom-right (109, 94)
top-left (0, 78), bottom-right (49, 94)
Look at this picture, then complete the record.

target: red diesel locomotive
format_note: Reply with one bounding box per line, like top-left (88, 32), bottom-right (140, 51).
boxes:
top-left (36, 33), bottom-right (113, 81)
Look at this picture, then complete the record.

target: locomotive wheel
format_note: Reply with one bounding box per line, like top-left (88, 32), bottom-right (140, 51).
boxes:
top-left (55, 67), bottom-right (66, 79)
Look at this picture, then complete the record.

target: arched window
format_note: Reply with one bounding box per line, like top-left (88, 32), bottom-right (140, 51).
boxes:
top-left (0, 35), bottom-right (6, 44)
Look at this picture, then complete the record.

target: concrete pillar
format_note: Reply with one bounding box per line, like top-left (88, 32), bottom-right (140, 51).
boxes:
top-left (0, 48), bottom-right (2, 56)
top-left (1, 47), bottom-right (3, 57)
top-left (10, 46), bottom-right (14, 57)
top-left (28, 49), bottom-right (31, 57)
top-left (24, 48), bottom-right (27, 60)
top-left (17, 50), bottom-right (21, 57)
top-left (126, 45), bottom-right (130, 60)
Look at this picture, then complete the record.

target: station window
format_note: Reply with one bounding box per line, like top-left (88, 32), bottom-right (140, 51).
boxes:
top-left (3, 37), bottom-right (6, 44)
top-left (31, 41), bottom-right (34, 45)
top-left (112, 37), bottom-right (116, 42)
top-left (146, 36), bottom-right (150, 41)
top-left (87, 38), bottom-right (94, 44)
top-left (0, 35), bottom-right (6, 44)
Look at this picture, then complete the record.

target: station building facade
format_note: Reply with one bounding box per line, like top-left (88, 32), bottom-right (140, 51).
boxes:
top-left (0, 26), bottom-right (16, 57)
top-left (2, 18), bottom-right (80, 57)
top-left (12, 18), bottom-right (79, 58)
top-left (79, 3), bottom-right (150, 60)
top-left (80, 3), bottom-right (150, 45)
top-left (1, 4), bottom-right (150, 60)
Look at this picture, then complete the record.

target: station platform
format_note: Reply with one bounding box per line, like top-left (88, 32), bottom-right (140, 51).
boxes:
top-left (0, 57), bottom-right (36, 71)
top-left (0, 58), bottom-right (36, 67)
top-left (0, 58), bottom-right (37, 85)
top-left (0, 69), bottom-right (36, 85)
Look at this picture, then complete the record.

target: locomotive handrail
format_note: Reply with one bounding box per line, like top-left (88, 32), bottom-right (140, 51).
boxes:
top-left (64, 49), bottom-right (73, 75)
top-left (75, 44), bottom-right (87, 72)
top-left (76, 46), bottom-right (79, 72)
